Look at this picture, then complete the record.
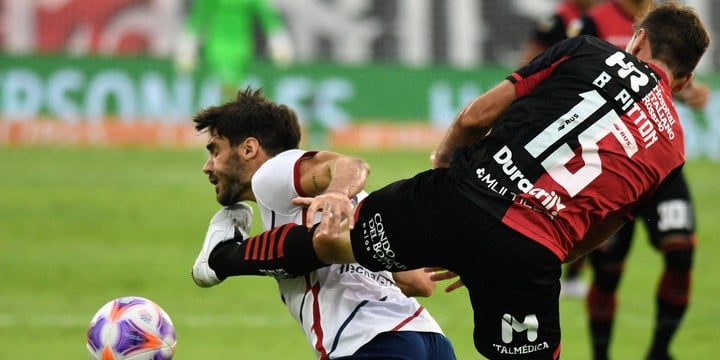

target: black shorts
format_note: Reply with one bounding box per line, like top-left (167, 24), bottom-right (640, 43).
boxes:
top-left (351, 169), bottom-right (562, 359)
top-left (591, 171), bottom-right (695, 263)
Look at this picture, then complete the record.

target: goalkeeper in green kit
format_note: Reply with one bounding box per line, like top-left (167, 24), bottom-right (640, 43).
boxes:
top-left (175, 0), bottom-right (294, 98)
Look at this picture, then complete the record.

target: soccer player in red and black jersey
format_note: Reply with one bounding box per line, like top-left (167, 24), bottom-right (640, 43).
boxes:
top-left (574, 1), bottom-right (707, 359)
top-left (190, 3), bottom-right (709, 359)
top-left (519, 0), bottom-right (600, 300)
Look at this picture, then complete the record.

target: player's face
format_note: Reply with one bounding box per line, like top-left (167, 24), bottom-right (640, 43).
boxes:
top-left (203, 135), bottom-right (253, 206)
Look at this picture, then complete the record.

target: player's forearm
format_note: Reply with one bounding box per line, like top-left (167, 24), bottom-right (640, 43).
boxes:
top-left (433, 80), bottom-right (516, 168)
top-left (433, 114), bottom-right (491, 168)
top-left (325, 157), bottom-right (370, 198)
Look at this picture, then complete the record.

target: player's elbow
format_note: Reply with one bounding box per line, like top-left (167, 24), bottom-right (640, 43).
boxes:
top-left (352, 157), bottom-right (371, 182)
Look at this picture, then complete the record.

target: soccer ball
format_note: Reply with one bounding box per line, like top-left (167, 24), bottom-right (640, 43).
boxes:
top-left (86, 296), bottom-right (177, 360)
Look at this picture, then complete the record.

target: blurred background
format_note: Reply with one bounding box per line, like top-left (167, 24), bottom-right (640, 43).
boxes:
top-left (0, 0), bottom-right (718, 156)
top-left (1, 1), bottom-right (720, 359)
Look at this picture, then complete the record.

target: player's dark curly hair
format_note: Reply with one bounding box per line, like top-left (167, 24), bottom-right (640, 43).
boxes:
top-left (634, 1), bottom-right (710, 79)
top-left (193, 87), bottom-right (301, 156)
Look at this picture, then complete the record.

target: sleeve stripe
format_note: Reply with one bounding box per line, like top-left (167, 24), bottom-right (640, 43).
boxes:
top-left (266, 226), bottom-right (280, 260)
top-left (244, 235), bottom-right (256, 260)
top-left (276, 223), bottom-right (294, 258)
top-left (259, 230), bottom-right (269, 260)
top-left (513, 55), bottom-right (570, 98)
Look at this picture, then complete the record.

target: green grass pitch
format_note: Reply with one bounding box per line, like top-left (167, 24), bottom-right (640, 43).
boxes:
top-left (1, 146), bottom-right (718, 359)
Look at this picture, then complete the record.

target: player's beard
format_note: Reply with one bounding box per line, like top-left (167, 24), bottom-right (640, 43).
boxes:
top-left (215, 152), bottom-right (250, 206)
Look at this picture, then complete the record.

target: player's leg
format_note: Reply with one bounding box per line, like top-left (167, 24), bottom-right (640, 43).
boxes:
top-left (646, 237), bottom-right (693, 360)
top-left (586, 222), bottom-right (634, 360)
top-left (424, 332), bottom-right (457, 360)
top-left (194, 170), bottom-right (448, 285)
top-left (346, 167), bottom-right (567, 359)
top-left (642, 173), bottom-right (695, 360)
top-left (346, 170), bottom-right (457, 272)
top-left (465, 230), bottom-right (562, 360)
top-left (206, 222), bottom-right (331, 280)
top-left (189, 202), bottom-right (353, 286)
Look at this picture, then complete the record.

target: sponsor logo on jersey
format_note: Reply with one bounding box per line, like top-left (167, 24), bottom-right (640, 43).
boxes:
top-left (477, 146), bottom-right (567, 218)
top-left (338, 264), bottom-right (396, 286)
top-left (362, 213), bottom-right (407, 271)
top-left (492, 313), bottom-right (550, 356)
top-left (595, 51), bottom-right (677, 148)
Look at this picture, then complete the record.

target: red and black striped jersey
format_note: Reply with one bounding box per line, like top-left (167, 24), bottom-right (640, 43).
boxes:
top-left (450, 35), bottom-right (684, 260)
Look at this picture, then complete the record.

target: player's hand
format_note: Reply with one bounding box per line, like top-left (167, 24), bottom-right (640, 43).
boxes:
top-left (425, 267), bottom-right (465, 293)
top-left (293, 191), bottom-right (354, 237)
top-left (675, 81), bottom-right (710, 110)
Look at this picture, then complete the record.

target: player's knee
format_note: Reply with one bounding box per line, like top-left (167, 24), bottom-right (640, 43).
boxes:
top-left (590, 253), bottom-right (624, 274)
top-left (663, 244), bottom-right (694, 272)
top-left (592, 267), bottom-right (622, 292)
top-left (589, 256), bottom-right (623, 292)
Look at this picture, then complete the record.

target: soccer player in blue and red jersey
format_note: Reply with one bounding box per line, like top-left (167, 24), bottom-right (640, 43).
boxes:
top-left (191, 88), bottom-right (455, 359)
top-left (191, 3), bottom-right (709, 359)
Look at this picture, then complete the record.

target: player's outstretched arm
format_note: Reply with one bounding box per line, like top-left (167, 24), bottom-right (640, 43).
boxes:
top-left (432, 80), bottom-right (516, 168)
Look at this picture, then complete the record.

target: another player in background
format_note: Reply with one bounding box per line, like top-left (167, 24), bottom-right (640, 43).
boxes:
top-left (574, 1), bottom-right (706, 359)
top-left (174, 0), bottom-right (294, 99)
top-left (191, 88), bottom-right (456, 359)
top-left (190, 4), bottom-right (710, 359)
top-left (519, 0), bottom-right (599, 299)
top-left (518, 0), bottom-right (597, 66)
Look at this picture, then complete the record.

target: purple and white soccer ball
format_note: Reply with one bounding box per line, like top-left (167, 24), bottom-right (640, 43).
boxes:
top-left (86, 296), bottom-right (176, 359)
